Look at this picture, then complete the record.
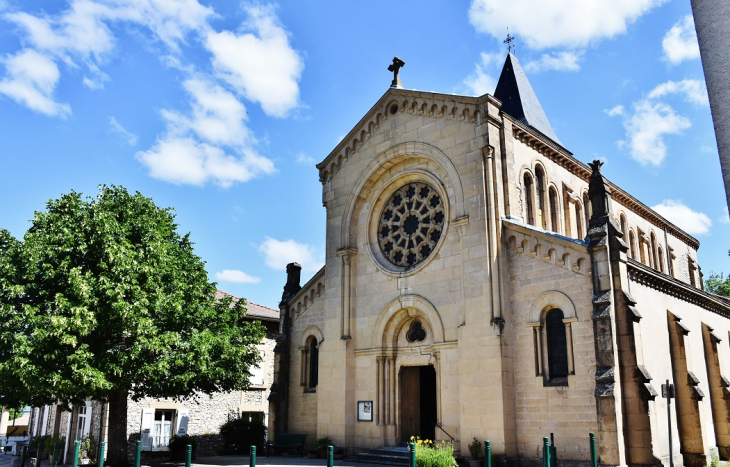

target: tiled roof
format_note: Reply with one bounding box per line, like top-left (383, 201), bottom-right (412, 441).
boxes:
top-left (215, 289), bottom-right (280, 321)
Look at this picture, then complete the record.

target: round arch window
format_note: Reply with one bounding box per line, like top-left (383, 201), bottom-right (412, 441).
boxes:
top-left (377, 182), bottom-right (445, 268)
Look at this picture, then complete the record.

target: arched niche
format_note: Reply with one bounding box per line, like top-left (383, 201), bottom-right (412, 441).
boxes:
top-left (527, 290), bottom-right (578, 326)
top-left (372, 294), bottom-right (445, 349)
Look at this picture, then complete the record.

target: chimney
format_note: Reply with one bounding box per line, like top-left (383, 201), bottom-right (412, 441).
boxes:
top-left (280, 262), bottom-right (302, 306)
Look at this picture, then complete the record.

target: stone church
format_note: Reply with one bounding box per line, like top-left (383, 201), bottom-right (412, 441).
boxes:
top-left (270, 54), bottom-right (730, 467)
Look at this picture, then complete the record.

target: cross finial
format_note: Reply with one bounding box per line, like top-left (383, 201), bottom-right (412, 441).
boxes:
top-left (504, 30), bottom-right (516, 55)
top-left (388, 57), bottom-right (405, 88)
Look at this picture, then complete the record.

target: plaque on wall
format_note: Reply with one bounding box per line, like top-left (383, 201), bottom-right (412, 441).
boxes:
top-left (357, 401), bottom-right (373, 421)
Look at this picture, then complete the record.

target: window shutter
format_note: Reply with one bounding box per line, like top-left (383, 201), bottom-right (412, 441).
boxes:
top-left (250, 350), bottom-right (265, 386)
top-left (175, 409), bottom-right (189, 437)
top-left (82, 406), bottom-right (93, 438)
top-left (140, 409), bottom-right (154, 450)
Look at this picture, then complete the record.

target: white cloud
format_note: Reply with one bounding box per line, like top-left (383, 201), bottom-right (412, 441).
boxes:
top-left (651, 200), bottom-right (712, 235)
top-left (468, 0), bottom-right (666, 49)
top-left (259, 237), bottom-right (323, 273)
top-left (524, 50), bottom-right (583, 72)
top-left (647, 79), bottom-right (708, 106)
top-left (136, 77), bottom-right (275, 187)
top-left (719, 208), bottom-right (730, 224)
top-left (0, 49), bottom-right (70, 117)
top-left (605, 105), bottom-right (624, 117)
top-left (621, 100), bottom-right (691, 166)
top-left (109, 116), bottom-right (138, 146)
top-left (463, 51), bottom-right (502, 96)
top-left (214, 269), bottom-right (261, 284)
top-left (662, 15), bottom-right (700, 65)
top-left (205, 4), bottom-right (303, 118)
top-left (296, 153), bottom-right (315, 165)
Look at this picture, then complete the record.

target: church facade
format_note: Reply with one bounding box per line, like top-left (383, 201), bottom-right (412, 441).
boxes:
top-left (270, 54), bottom-right (730, 467)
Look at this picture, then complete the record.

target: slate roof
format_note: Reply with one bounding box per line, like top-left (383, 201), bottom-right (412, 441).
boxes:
top-left (494, 53), bottom-right (562, 145)
top-left (215, 289), bottom-right (280, 321)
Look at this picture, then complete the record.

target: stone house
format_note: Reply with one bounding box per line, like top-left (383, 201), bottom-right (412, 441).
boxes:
top-left (25, 292), bottom-right (278, 461)
top-left (269, 54), bottom-right (730, 467)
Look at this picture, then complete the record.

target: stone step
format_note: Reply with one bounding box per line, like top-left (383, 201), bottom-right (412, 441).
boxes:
top-left (354, 447), bottom-right (410, 466)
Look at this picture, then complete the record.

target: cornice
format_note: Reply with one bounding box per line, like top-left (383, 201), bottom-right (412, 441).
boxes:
top-left (317, 88), bottom-right (490, 184)
top-left (511, 121), bottom-right (700, 250)
top-left (627, 259), bottom-right (730, 318)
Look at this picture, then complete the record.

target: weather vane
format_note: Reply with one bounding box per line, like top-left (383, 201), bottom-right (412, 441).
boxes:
top-left (504, 29), bottom-right (515, 55)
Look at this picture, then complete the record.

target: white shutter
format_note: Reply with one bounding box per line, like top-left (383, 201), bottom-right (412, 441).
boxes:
top-left (140, 409), bottom-right (154, 450)
top-left (250, 350), bottom-right (265, 386)
top-left (81, 406), bottom-right (92, 438)
top-left (175, 409), bottom-right (189, 436)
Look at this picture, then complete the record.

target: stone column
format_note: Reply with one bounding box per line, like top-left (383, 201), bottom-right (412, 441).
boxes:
top-left (388, 356), bottom-right (396, 427)
top-left (563, 319), bottom-right (576, 375)
top-left (376, 357), bottom-right (384, 426)
top-left (336, 248), bottom-right (357, 339)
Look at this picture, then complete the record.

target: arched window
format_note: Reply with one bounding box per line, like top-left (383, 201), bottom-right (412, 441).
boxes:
top-left (523, 173), bottom-right (535, 226)
top-left (650, 232), bottom-right (658, 270)
top-left (548, 187), bottom-right (559, 233)
top-left (308, 336), bottom-right (319, 389)
top-left (629, 230), bottom-right (637, 260)
top-left (574, 202), bottom-right (584, 240)
top-left (546, 309), bottom-right (569, 379)
top-left (658, 246), bottom-right (665, 274)
top-left (535, 166), bottom-right (547, 229)
top-left (619, 214), bottom-right (627, 236)
top-left (582, 192), bottom-right (591, 226)
top-left (301, 334), bottom-right (320, 391)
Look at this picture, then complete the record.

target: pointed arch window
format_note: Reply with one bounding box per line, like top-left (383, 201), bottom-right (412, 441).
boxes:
top-left (582, 193), bottom-right (591, 227)
top-left (546, 309), bottom-right (569, 379)
top-left (650, 232), bottom-right (659, 271)
top-left (658, 246), bottom-right (665, 274)
top-left (629, 230), bottom-right (637, 260)
top-left (523, 173), bottom-right (535, 226)
top-left (574, 202), bottom-right (584, 240)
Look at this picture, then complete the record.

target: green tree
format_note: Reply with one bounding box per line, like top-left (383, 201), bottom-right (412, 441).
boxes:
top-left (0, 186), bottom-right (265, 467)
top-left (705, 272), bottom-right (730, 298)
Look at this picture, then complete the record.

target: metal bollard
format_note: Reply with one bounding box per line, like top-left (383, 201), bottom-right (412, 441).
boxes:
top-left (408, 442), bottom-right (415, 467)
top-left (589, 433), bottom-right (597, 467)
top-left (98, 442), bottom-right (105, 467)
top-left (327, 446), bottom-right (333, 467)
top-left (135, 441), bottom-right (141, 467)
top-left (52, 441), bottom-right (60, 467)
top-left (485, 441), bottom-right (491, 467)
top-left (543, 437), bottom-right (550, 467)
top-left (72, 442), bottom-right (80, 467)
top-left (549, 433), bottom-right (557, 467)
top-left (185, 445), bottom-right (192, 467)
top-left (250, 446), bottom-right (256, 467)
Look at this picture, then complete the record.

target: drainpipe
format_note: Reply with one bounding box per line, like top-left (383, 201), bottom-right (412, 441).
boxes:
top-left (483, 145), bottom-right (503, 333)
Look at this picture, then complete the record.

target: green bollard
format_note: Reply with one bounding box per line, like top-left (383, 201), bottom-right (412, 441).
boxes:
top-left (408, 442), bottom-right (416, 467)
top-left (485, 441), bottom-right (491, 467)
top-left (20, 445), bottom-right (27, 467)
top-left (327, 446), bottom-right (333, 467)
top-left (250, 446), bottom-right (256, 467)
top-left (185, 445), bottom-right (192, 467)
top-left (98, 442), bottom-right (105, 467)
top-left (52, 441), bottom-right (60, 467)
top-left (589, 433), bottom-right (597, 467)
top-left (134, 441), bottom-right (141, 467)
top-left (550, 433), bottom-right (557, 467)
top-left (72, 441), bottom-right (80, 467)
top-left (543, 437), bottom-right (550, 467)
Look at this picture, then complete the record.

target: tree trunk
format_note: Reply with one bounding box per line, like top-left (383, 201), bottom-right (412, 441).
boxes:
top-left (106, 390), bottom-right (129, 467)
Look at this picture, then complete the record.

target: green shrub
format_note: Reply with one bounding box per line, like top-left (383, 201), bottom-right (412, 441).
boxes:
top-left (219, 414), bottom-right (267, 454)
top-left (169, 435), bottom-right (197, 461)
top-left (412, 437), bottom-right (455, 467)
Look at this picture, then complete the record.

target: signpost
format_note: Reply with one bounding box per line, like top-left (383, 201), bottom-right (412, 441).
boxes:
top-left (662, 380), bottom-right (676, 467)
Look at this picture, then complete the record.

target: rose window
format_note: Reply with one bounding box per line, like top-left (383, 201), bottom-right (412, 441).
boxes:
top-left (378, 182), bottom-right (445, 268)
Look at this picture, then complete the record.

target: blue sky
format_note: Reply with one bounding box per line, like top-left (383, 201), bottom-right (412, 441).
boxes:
top-left (0, 0), bottom-right (726, 309)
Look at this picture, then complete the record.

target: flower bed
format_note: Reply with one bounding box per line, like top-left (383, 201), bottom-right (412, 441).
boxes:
top-left (412, 437), bottom-right (456, 467)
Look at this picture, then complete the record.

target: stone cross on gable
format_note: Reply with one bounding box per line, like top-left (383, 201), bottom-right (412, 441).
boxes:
top-left (388, 57), bottom-right (405, 88)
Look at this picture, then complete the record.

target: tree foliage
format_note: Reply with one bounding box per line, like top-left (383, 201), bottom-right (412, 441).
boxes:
top-left (705, 272), bottom-right (730, 298)
top-left (0, 186), bottom-right (265, 465)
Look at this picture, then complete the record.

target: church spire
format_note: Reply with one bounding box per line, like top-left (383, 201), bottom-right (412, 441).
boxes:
top-left (493, 53), bottom-right (561, 145)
